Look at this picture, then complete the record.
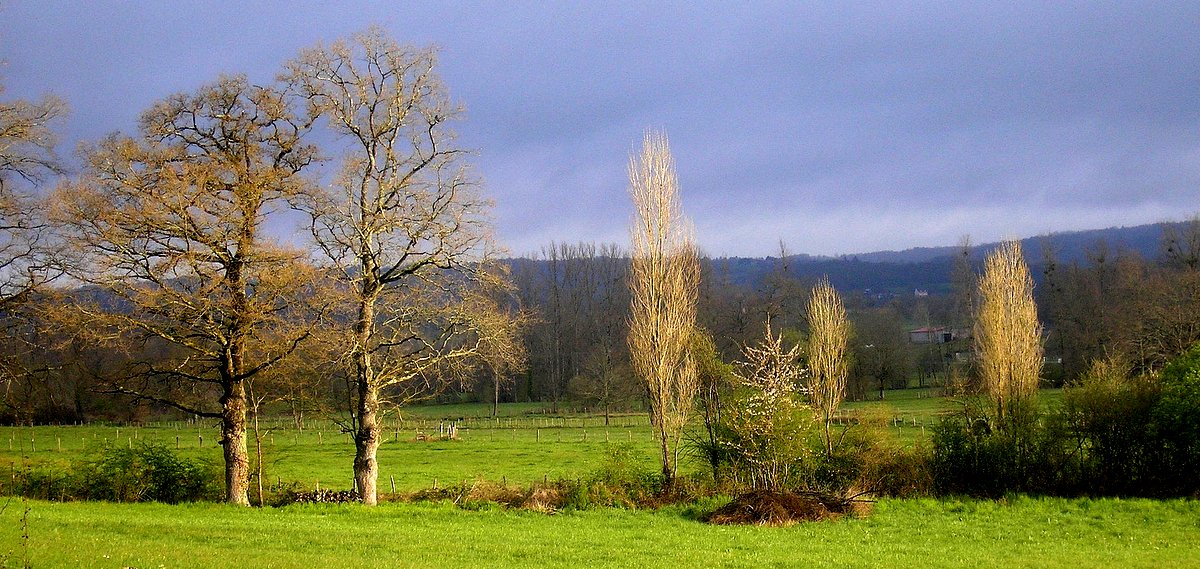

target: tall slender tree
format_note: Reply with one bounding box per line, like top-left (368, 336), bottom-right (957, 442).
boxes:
top-left (627, 131), bottom-right (700, 487)
top-left (974, 241), bottom-right (1043, 420)
top-left (805, 277), bottom-right (850, 454)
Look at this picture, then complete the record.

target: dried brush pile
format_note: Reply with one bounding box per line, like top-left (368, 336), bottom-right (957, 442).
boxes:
top-left (703, 490), bottom-right (873, 526)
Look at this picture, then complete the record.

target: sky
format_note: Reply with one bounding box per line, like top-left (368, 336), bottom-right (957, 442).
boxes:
top-left (2, 1), bottom-right (1198, 257)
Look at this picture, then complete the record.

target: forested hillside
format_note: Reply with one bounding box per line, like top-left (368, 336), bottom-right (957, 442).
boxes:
top-left (702, 221), bottom-right (1185, 295)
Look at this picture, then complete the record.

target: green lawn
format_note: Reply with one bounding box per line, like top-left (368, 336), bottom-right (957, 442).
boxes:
top-left (2, 496), bottom-right (1196, 568)
top-left (0, 388), bottom-right (1070, 493)
top-left (0, 420), bottom-right (664, 493)
top-left (1, 390), bottom-right (1195, 568)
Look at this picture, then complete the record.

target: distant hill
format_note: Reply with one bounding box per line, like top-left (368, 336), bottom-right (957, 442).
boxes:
top-left (850, 223), bottom-right (1171, 265)
top-left (708, 221), bottom-right (1187, 295)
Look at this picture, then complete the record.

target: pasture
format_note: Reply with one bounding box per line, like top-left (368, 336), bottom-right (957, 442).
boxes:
top-left (0, 387), bottom-right (1046, 494)
top-left (3, 388), bottom-right (1193, 569)
top-left (1, 496), bottom-right (1197, 568)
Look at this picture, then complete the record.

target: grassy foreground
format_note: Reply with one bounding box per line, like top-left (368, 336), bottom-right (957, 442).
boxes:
top-left (2, 496), bottom-right (1197, 568)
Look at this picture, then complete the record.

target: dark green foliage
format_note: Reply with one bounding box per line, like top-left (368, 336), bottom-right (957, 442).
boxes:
top-left (75, 443), bottom-right (220, 503)
top-left (1150, 347), bottom-right (1200, 495)
top-left (930, 398), bottom-right (1078, 497)
top-left (1061, 373), bottom-right (1161, 495)
top-left (934, 344), bottom-right (1200, 498)
top-left (7, 443), bottom-right (220, 503)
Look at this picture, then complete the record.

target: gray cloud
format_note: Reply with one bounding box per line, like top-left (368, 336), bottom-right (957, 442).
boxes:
top-left (4, 1), bottom-right (1198, 257)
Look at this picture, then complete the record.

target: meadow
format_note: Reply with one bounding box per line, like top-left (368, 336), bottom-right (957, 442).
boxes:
top-left (1, 496), bottom-right (1197, 568)
top-left (0, 389), bottom-right (960, 494)
top-left (4, 388), bottom-right (1196, 569)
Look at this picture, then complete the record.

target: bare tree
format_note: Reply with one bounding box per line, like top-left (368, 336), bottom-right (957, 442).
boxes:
top-left (0, 83), bottom-right (66, 308)
top-left (0, 83), bottom-right (66, 189)
top-left (1160, 216), bottom-right (1200, 272)
top-left (950, 235), bottom-right (977, 336)
top-left (849, 306), bottom-right (911, 400)
top-left (974, 241), bottom-right (1043, 420)
top-left (805, 277), bottom-right (850, 454)
top-left (475, 274), bottom-right (530, 418)
top-left (285, 29), bottom-right (498, 505)
top-left (52, 75), bottom-right (318, 505)
top-left (627, 131), bottom-right (700, 487)
top-left (0, 83), bottom-right (67, 420)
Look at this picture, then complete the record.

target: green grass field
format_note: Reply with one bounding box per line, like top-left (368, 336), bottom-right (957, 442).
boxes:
top-left (1, 496), bottom-right (1196, 568)
top-left (1, 389), bottom-right (1196, 568)
top-left (0, 387), bottom-right (1064, 493)
top-left (0, 417), bottom-right (664, 494)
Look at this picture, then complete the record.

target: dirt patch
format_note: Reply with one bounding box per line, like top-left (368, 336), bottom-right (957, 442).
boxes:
top-left (704, 490), bottom-right (871, 526)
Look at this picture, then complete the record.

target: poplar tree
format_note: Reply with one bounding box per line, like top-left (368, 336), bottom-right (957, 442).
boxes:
top-left (975, 241), bottom-right (1043, 420)
top-left (627, 131), bottom-right (699, 487)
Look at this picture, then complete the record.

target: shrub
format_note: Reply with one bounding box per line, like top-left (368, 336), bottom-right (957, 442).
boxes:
top-left (1151, 346), bottom-right (1200, 496)
top-left (805, 414), bottom-right (931, 499)
top-left (930, 396), bottom-right (1076, 497)
top-left (1061, 360), bottom-right (1161, 495)
top-left (73, 443), bottom-right (221, 503)
top-left (713, 387), bottom-right (818, 492)
top-left (4, 443), bottom-right (220, 503)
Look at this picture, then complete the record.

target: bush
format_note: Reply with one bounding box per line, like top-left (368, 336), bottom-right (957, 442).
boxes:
top-left (930, 397), bottom-right (1077, 497)
top-left (712, 387), bottom-right (818, 492)
top-left (6, 443), bottom-right (221, 503)
top-left (1061, 361), bottom-right (1161, 495)
top-left (1151, 347), bottom-right (1200, 496)
top-left (807, 412), bottom-right (931, 498)
top-left (74, 443), bottom-right (220, 503)
top-left (932, 346), bottom-right (1200, 498)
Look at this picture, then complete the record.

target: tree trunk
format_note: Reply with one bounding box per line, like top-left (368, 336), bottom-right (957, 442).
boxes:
top-left (657, 423), bottom-right (674, 491)
top-left (253, 403), bottom-right (264, 507)
top-left (354, 381), bottom-right (380, 505)
top-left (353, 288), bottom-right (381, 505)
top-left (220, 379), bottom-right (250, 506)
top-left (492, 372), bottom-right (500, 418)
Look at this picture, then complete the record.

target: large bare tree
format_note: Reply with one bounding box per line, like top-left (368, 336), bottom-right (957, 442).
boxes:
top-left (627, 131), bottom-right (700, 487)
top-left (52, 75), bottom-right (318, 505)
top-left (286, 29), bottom-right (498, 505)
top-left (975, 240), bottom-right (1043, 420)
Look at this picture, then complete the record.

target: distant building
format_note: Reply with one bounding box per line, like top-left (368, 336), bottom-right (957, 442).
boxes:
top-left (909, 326), bottom-right (952, 344)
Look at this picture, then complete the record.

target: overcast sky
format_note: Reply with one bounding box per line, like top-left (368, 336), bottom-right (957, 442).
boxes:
top-left (3, 1), bottom-right (1198, 257)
